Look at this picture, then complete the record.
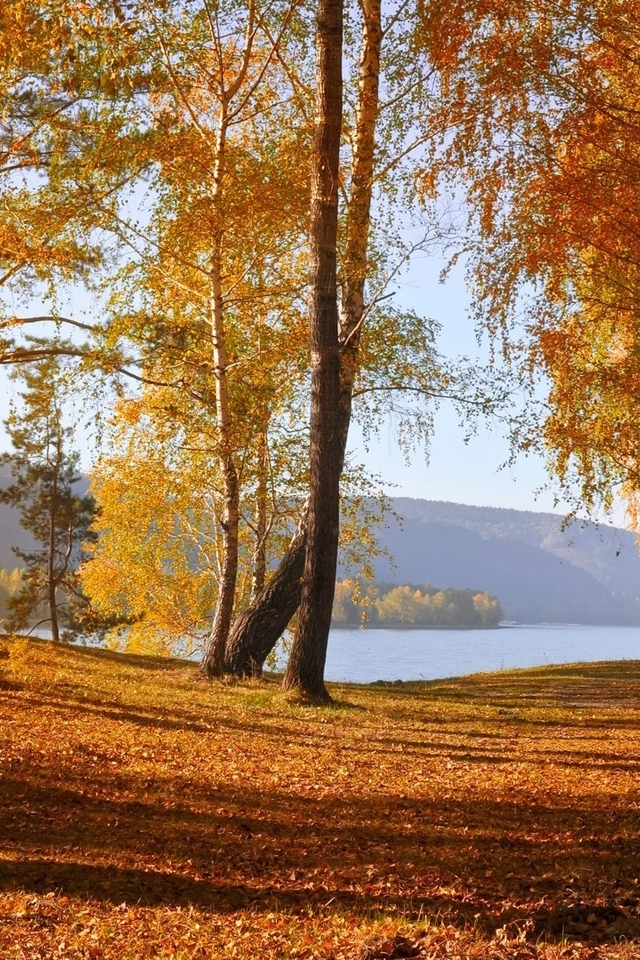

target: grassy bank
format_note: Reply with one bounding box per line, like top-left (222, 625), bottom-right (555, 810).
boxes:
top-left (1, 637), bottom-right (640, 959)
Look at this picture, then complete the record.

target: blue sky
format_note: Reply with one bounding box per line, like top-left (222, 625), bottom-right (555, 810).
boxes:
top-left (350, 253), bottom-right (584, 516)
top-left (350, 409), bottom-right (562, 512)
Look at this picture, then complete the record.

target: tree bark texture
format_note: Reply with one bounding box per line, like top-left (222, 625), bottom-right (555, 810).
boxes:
top-left (281, 0), bottom-right (344, 701)
top-left (48, 431), bottom-right (62, 644)
top-left (199, 276), bottom-right (241, 676)
top-left (223, 511), bottom-right (308, 676)
top-left (200, 447), bottom-right (240, 676)
top-left (338, 0), bottom-right (381, 403)
top-left (249, 435), bottom-right (269, 604)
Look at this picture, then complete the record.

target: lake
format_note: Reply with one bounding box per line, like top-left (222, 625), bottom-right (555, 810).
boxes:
top-left (30, 622), bottom-right (640, 684)
top-left (321, 624), bottom-right (640, 684)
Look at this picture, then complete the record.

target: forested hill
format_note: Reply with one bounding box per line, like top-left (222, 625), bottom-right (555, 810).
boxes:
top-left (0, 463), bottom-right (36, 569)
top-left (2, 463), bottom-right (640, 624)
top-left (367, 499), bottom-right (640, 625)
top-left (0, 462), bottom-right (93, 570)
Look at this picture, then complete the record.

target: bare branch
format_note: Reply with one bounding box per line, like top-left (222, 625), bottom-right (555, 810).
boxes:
top-left (4, 315), bottom-right (100, 334)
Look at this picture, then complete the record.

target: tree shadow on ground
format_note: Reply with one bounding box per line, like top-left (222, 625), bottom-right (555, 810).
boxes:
top-left (4, 651), bottom-right (640, 945)
top-left (2, 770), bottom-right (640, 943)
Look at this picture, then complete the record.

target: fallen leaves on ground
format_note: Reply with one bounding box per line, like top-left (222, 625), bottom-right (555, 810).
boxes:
top-left (1, 638), bottom-right (640, 958)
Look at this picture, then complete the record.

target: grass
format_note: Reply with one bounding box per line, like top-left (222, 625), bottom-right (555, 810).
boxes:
top-left (2, 636), bottom-right (640, 959)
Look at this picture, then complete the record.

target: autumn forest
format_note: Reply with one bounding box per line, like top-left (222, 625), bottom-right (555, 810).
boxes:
top-left (2, 0), bottom-right (640, 956)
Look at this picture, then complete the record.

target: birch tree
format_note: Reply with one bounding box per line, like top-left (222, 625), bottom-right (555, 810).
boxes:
top-left (2, 0), bottom-right (475, 691)
top-left (2, 0), bottom-right (314, 668)
top-left (419, 0), bottom-right (640, 516)
top-left (224, 0), bottom-right (448, 687)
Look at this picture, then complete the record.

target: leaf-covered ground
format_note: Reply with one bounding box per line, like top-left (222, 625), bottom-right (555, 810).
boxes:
top-left (1, 637), bottom-right (640, 959)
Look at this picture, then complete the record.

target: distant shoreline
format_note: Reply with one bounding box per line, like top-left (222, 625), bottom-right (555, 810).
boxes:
top-left (330, 623), bottom-right (504, 631)
top-left (330, 621), bottom-right (640, 631)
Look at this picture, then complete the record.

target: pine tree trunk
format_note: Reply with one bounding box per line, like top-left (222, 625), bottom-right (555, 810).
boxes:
top-left (48, 433), bottom-right (61, 644)
top-left (281, 0), bottom-right (343, 702)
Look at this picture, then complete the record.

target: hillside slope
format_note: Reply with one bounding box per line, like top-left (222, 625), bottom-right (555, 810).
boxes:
top-left (0, 463), bottom-right (36, 569)
top-left (369, 499), bottom-right (640, 624)
top-left (2, 467), bottom-right (640, 624)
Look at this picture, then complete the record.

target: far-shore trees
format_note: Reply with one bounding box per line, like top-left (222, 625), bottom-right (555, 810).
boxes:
top-left (332, 580), bottom-right (503, 627)
top-left (0, 569), bottom-right (24, 623)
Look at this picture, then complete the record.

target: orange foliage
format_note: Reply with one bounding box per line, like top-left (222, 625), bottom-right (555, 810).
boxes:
top-left (421, 0), bottom-right (640, 513)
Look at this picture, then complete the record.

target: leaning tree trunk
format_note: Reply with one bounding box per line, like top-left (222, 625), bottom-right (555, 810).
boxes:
top-left (223, 511), bottom-right (308, 676)
top-left (223, 0), bottom-right (381, 679)
top-left (281, 0), bottom-right (344, 701)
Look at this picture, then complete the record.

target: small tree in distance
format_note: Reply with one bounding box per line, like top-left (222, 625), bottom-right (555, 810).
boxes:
top-left (0, 355), bottom-right (97, 642)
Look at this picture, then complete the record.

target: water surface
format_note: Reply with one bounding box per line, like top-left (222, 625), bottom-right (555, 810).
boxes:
top-left (323, 624), bottom-right (640, 684)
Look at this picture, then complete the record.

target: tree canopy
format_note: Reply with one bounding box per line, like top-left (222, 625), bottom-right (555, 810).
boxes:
top-left (422, 0), bottom-right (640, 514)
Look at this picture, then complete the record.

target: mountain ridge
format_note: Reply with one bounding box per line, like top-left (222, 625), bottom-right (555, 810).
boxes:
top-left (365, 498), bottom-right (640, 625)
top-left (1, 470), bottom-right (639, 625)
